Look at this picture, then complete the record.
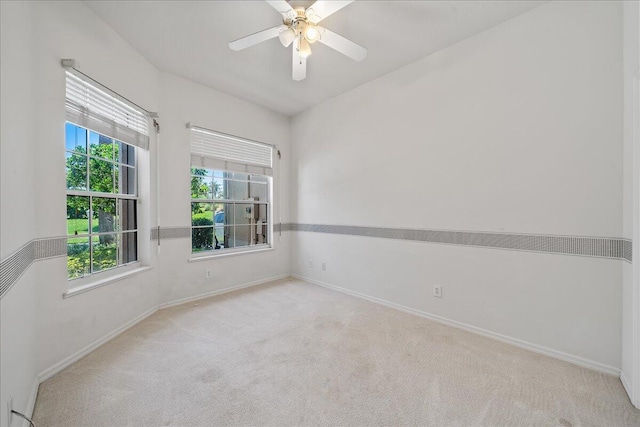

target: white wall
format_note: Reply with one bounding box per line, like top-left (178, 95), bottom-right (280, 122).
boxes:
top-left (29, 0), bottom-right (162, 377)
top-left (621, 0), bottom-right (640, 407)
top-left (0, 2), bottom-right (290, 426)
top-left (1, 2), bottom-right (50, 425)
top-left (0, 3), bottom-right (161, 425)
top-left (156, 72), bottom-right (291, 305)
top-left (290, 0), bottom-right (624, 370)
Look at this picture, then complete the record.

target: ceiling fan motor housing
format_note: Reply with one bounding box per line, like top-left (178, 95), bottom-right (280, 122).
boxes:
top-left (284, 8), bottom-right (310, 37)
top-left (289, 8), bottom-right (323, 46)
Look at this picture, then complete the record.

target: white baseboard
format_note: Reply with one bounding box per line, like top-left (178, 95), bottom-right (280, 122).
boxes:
top-left (292, 274), bottom-right (620, 377)
top-left (18, 377), bottom-right (39, 427)
top-left (620, 370), bottom-right (634, 404)
top-left (38, 306), bottom-right (158, 383)
top-left (159, 274), bottom-right (289, 309)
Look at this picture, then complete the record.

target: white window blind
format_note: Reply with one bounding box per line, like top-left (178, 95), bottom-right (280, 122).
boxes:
top-left (189, 125), bottom-right (274, 175)
top-left (65, 72), bottom-right (150, 149)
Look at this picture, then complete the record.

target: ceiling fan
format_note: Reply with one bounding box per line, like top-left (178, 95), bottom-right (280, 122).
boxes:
top-left (229, 0), bottom-right (367, 81)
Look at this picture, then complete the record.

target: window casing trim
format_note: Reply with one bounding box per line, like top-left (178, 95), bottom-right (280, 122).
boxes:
top-left (64, 264), bottom-right (151, 298)
top-left (66, 190), bottom-right (138, 200)
top-left (188, 246), bottom-right (274, 262)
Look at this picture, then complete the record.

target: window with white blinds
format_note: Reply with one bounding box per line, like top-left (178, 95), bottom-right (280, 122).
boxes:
top-left (189, 125), bottom-right (273, 176)
top-left (65, 71), bottom-right (150, 150)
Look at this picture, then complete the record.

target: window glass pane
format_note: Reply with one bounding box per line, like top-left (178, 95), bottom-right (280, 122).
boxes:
top-left (113, 141), bottom-right (119, 165)
top-left (256, 221), bottom-right (268, 245)
top-left (192, 202), bottom-right (213, 226)
top-left (214, 224), bottom-right (227, 249)
top-left (92, 197), bottom-right (117, 234)
top-left (234, 203), bottom-right (254, 226)
top-left (66, 152), bottom-right (87, 190)
top-left (213, 170), bottom-right (224, 179)
top-left (192, 227), bottom-right (213, 252)
top-left (117, 165), bottom-right (136, 195)
top-left (120, 199), bottom-right (137, 231)
top-left (65, 123), bottom-right (87, 153)
top-left (114, 165), bottom-right (119, 196)
top-left (219, 179), bottom-right (230, 200)
top-left (121, 231), bottom-right (137, 264)
top-left (92, 233), bottom-right (117, 273)
top-left (254, 203), bottom-right (268, 223)
top-left (250, 175), bottom-right (268, 183)
top-left (249, 182), bottom-right (267, 202)
top-left (222, 226), bottom-right (234, 248)
top-left (89, 158), bottom-right (115, 193)
top-left (67, 237), bottom-right (90, 279)
top-left (212, 178), bottom-right (225, 200)
top-left (118, 141), bottom-right (135, 167)
top-left (226, 179), bottom-right (249, 201)
top-left (213, 203), bottom-right (228, 225)
top-left (191, 167), bottom-right (212, 177)
top-left (232, 225), bottom-right (252, 248)
top-left (67, 196), bottom-right (89, 236)
top-left (89, 131), bottom-right (115, 161)
top-left (191, 172), bottom-right (212, 199)
top-left (232, 172), bottom-right (249, 182)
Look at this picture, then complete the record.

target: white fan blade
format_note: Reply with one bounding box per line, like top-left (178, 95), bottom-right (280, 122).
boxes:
top-left (266, 0), bottom-right (295, 18)
top-left (305, 1), bottom-right (354, 24)
top-left (292, 41), bottom-right (307, 81)
top-left (317, 27), bottom-right (367, 61)
top-left (229, 25), bottom-right (287, 51)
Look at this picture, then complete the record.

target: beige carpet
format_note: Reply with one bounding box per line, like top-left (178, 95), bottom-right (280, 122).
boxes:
top-left (33, 277), bottom-right (640, 426)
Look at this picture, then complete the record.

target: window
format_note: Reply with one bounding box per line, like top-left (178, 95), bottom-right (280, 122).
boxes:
top-left (191, 168), bottom-right (270, 253)
top-left (64, 68), bottom-right (149, 280)
top-left (188, 123), bottom-right (274, 255)
top-left (66, 123), bottom-right (138, 279)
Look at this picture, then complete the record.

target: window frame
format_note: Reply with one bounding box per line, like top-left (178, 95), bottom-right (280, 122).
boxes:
top-left (190, 167), bottom-right (272, 256)
top-left (65, 121), bottom-right (140, 281)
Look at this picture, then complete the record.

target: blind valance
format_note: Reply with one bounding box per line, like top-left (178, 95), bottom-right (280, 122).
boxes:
top-left (189, 124), bottom-right (274, 176)
top-left (65, 71), bottom-right (150, 149)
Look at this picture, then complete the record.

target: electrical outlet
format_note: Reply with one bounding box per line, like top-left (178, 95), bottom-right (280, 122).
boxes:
top-left (433, 285), bottom-right (442, 298)
top-left (309, 259), bottom-right (313, 268)
top-left (205, 269), bottom-right (212, 279)
top-left (321, 263), bottom-right (326, 271)
top-left (7, 395), bottom-right (13, 426)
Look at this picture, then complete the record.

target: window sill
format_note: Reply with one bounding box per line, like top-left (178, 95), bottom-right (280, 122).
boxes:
top-left (63, 265), bottom-right (153, 299)
top-left (188, 246), bottom-right (274, 263)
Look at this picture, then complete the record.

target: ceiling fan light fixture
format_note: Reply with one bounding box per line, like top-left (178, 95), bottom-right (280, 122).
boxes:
top-left (279, 27), bottom-right (296, 47)
top-left (305, 8), bottom-right (320, 24)
top-left (305, 25), bottom-right (320, 43)
top-left (298, 38), bottom-right (312, 58)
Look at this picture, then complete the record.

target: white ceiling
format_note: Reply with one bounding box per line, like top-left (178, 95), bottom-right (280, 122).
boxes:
top-left (85, 1), bottom-right (545, 116)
